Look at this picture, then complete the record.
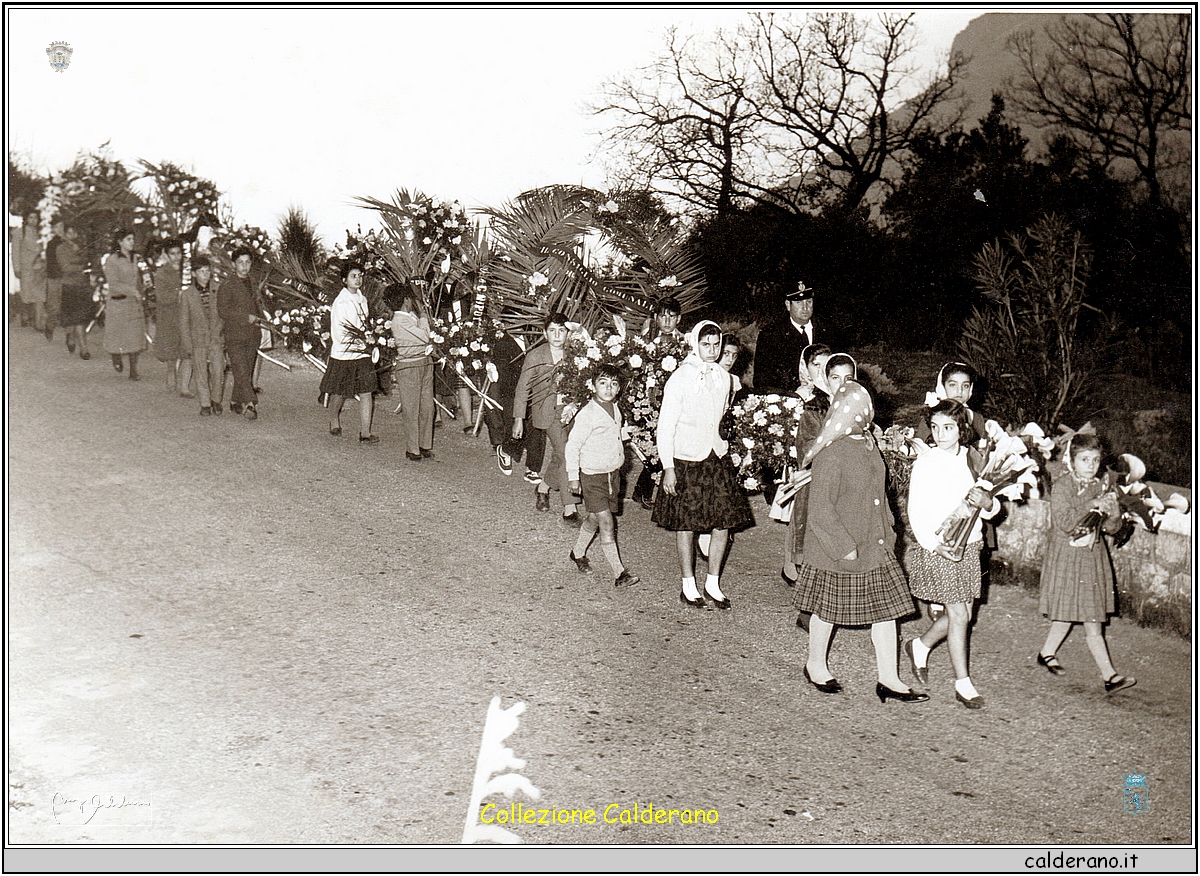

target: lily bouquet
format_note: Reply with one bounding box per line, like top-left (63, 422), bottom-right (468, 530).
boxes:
top-left (935, 428), bottom-right (1039, 561)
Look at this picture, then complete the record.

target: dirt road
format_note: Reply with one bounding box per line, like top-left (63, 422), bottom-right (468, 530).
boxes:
top-left (6, 326), bottom-right (1192, 848)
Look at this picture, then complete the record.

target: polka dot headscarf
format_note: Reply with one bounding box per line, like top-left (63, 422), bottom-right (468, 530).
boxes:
top-left (802, 380), bottom-right (875, 468)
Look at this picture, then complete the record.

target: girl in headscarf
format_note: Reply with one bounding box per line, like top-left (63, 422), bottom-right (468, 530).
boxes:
top-left (791, 380), bottom-right (927, 703)
top-left (654, 320), bottom-right (753, 610)
top-left (917, 362), bottom-right (987, 445)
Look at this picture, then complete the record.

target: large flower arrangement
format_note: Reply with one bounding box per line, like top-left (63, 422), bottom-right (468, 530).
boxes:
top-left (435, 316), bottom-right (506, 387)
top-left (37, 145), bottom-right (144, 265)
top-left (619, 332), bottom-right (689, 463)
top-left (216, 224), bottom-right (273, 261)
top-left (727, 393), bottom-right (804, 491)
top-left (136, 160), bottom-right (220, 238)
top-left (267, 303), bottom-right (331, 354)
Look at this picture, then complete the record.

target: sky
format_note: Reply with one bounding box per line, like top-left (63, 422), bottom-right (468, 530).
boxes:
top-left (7, 6), bottom-right (983, 242)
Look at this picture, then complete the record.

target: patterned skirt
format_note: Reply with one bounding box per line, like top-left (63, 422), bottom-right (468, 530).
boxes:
top-left (907, 542), bottom-right (983, 605)
top-left (320, 356), bottom-right (379, 397)
top-left (652, 451), bottom-right (754, 533)
top-left (790, 554), bottom-right (915, 626)
top-left (1039, 537), bottom-right (1116, 622)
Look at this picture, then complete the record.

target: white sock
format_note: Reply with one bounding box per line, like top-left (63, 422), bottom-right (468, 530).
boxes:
top-left (698, 533), bottom-right (711, 555)
top-left (955, 677), bottom-right (980, 699)
top-left (704, 574), bottom-right (725, 601)
top-left (682, 576), bottom-right (700, 600)
top-left (911, 637), bottom-right (931, 667)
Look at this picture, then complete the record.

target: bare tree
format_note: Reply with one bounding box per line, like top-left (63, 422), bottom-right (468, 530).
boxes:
top-left (1009, 13), bottom-right (1191, 209)
top-left (593, 26), bottom-right (790, 217)
top-left (748, 11), bottom-right (964, 213)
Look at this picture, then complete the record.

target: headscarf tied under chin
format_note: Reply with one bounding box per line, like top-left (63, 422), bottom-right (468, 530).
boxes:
top-left (924, 361), bottom-right (970, 408)
top-left (683, 319), bottom-right (727, 395)
top-left (803, 380), bottom-right (875, 468)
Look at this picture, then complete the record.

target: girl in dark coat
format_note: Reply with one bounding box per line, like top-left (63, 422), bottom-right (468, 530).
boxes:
top-left (791, 380), bottom-right (927, 703)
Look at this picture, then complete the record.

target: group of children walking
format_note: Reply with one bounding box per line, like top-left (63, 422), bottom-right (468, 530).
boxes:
top-left (496, 314), bottom-right (1140, 710)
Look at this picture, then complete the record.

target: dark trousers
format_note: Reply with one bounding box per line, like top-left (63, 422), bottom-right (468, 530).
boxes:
top-left (483, 406), bottom-right (525, 458)
top-left (226, 341), bottom-right (258, 407)
top-left (524, 426), bottom-right (547, 473)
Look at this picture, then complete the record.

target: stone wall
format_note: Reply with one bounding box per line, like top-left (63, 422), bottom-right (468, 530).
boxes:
top-left (992, 497), bottom-right (1192, 639)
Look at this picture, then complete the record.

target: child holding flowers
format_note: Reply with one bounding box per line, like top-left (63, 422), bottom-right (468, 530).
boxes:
top-left (513, 312), bottom-right (580, 522)
top-left (565, 363), bottom-right (639, 587)
top-left (904, 400), bottom-right (1002, 709)
top-left (1035, 432), bottom-right (1136, 693)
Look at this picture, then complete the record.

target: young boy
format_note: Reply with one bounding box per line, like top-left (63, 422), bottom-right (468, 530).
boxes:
top-left (565, 363), bottom-right (640, 587)
top-left (513, 312), bottom-right (580, 520)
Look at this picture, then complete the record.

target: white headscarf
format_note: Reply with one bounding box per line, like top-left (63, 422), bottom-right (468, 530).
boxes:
top-left (924, 362), bottom-right (971, 408)
top-left (682, 319), bottom-right (728, 396)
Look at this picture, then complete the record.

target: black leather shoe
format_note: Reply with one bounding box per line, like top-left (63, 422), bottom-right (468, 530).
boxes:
top-left (561, 511), bottom-right (582, 527)
top-left (876, 683), bottom-right (929, 704)
top-left (330, 424), bottom-right (342, 436)
top-left (781, 569), bottom-right (797, 587)
top-left (705, 589), bottom-right (731, 610)
top-left (904, 638), bottom-right (929, 685)
top-left (420, 448), bottom-right (435, 459)
top-left (535, 490), bottom-right (550, 512)
top-left (1104, 674), bottom-right (1136, 694)
top-left (679, 591), bottom-right (706, 609)
top-left (803, 667), bottom-right (842, 694)
top-left (795, 612), bottom-right (810, 632)
top-left (211, 402), bottom-right (222, 415)
top-left (956, 690), bottom-right (986, 709)
top-left (1037, 653), bottom-right (1066, 676)
top-left (359, 433), bottom-right (380, 444)
top-left (406, 451), bottom-right (422, 461)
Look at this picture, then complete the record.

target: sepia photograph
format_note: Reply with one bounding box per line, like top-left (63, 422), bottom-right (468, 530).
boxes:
top-left (6, 4), bottom-right (1194, 872)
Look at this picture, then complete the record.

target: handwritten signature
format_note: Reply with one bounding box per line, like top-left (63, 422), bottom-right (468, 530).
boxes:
top-left (52, 793), bottom-right (152, 825)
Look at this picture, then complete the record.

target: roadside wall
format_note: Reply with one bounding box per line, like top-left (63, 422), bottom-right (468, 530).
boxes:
top-left (993, 494), bottom-right (1192, 639)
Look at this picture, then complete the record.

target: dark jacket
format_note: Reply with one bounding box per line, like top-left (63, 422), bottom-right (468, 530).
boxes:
top-left (217, 273), bottom-right (259, 345)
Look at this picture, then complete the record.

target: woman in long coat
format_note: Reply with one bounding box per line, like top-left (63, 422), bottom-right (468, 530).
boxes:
top-left (102, 230), bottom-right (148, 379)
top-left (791, 380), bottom-right (927, 703)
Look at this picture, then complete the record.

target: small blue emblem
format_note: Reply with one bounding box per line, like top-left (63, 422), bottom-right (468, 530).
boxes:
top-left (1122, 773), bottom-right (1149, 814)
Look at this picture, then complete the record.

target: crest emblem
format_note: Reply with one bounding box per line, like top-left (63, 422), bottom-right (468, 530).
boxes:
top-left (46, 41), bottom-right (72, 72)
top-left (1122, 773), bottom-right (1149, 814)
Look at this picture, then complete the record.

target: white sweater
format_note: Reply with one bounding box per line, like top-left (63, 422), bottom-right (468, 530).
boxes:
top-left (329, 288), bottom-right (369, 360)
top-left (656, 359), bottom-right (731, 466)
top-left (565, 399), bottom-right (625, 481)
top-left (907, 445), bottom-right (1000, 551)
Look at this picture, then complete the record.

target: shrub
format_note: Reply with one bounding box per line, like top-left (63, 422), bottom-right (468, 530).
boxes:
top-left (960, 213), bottom-right (1116, 429)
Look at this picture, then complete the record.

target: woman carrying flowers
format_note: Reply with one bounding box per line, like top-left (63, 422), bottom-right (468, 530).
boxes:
top-left (321, 262), bottom-right (379, 443)
top-left (654, 320), bottom-right (753, 610)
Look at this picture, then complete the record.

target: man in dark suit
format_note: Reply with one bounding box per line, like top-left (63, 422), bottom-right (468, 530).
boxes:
top-left (752, 280), bottom-right (818, 393)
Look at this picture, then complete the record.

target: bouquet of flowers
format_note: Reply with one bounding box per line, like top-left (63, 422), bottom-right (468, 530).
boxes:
top-left (267, 303), bottom-right (331, 355)
top-left (440, 316), bottom-right (506, 386)
top-left (935, 430), bottom-right (1039, 561)
top-left (727, 393), bottom-right (805, 492)
top-left (340, 315), bottom-right (397, 364)
top-left (621, 332), bottom-right (689, 463)
top-left (556, 326), bottom-right (635, 409)
top-left (217, 225), bottom-right (273, 261)
top-left (332, 226), bottom-right (392, 277)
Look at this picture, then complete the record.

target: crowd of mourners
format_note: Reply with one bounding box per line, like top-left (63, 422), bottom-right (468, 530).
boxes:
top-left (10, 213), bottom-right (1138, 708)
